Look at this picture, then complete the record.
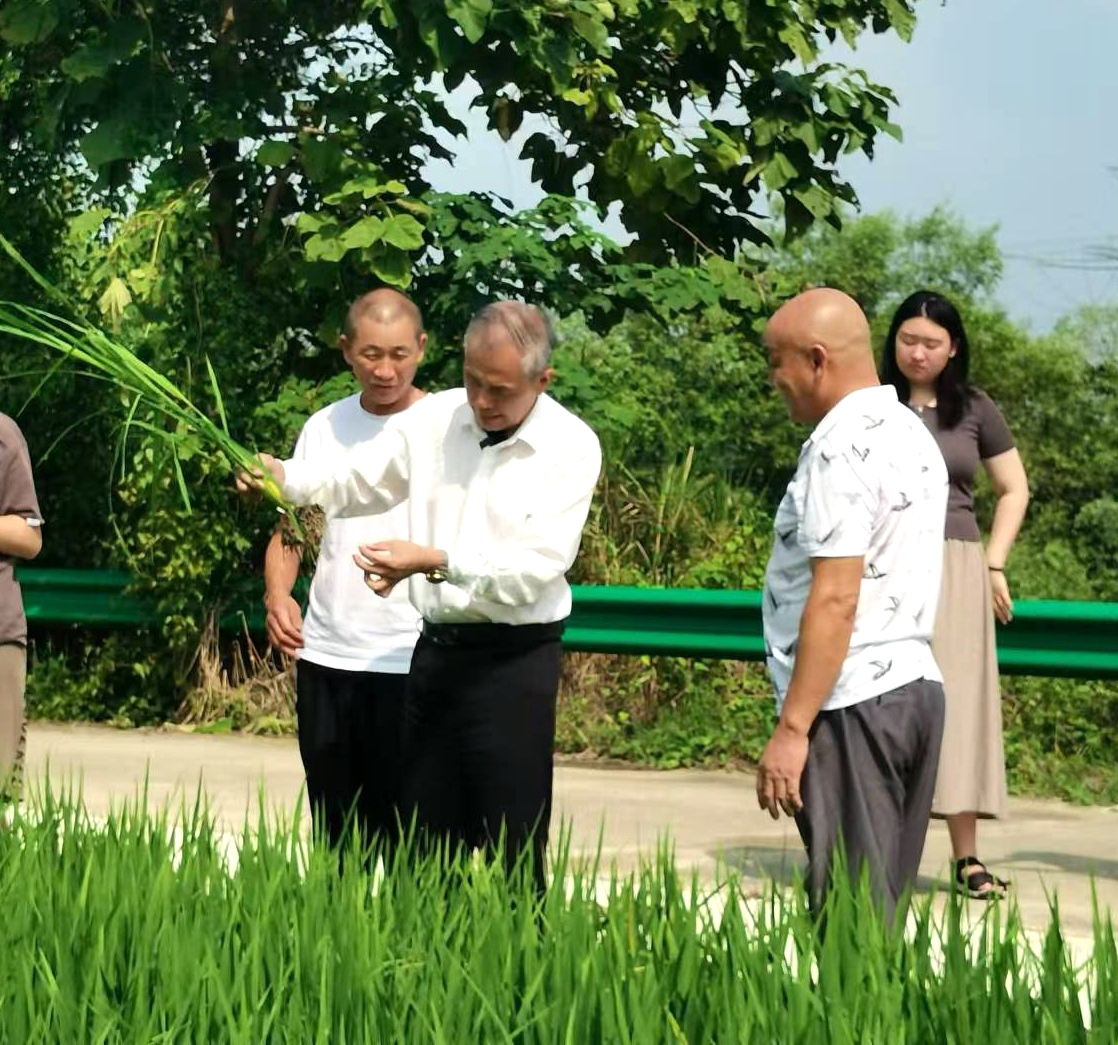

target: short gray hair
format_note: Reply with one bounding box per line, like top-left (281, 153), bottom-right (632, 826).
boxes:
top-left (464, 301), bottom-right (554, 377)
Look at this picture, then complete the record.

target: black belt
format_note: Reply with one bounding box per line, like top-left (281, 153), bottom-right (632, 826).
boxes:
top-left (420, 619), bottom-right (565, 647)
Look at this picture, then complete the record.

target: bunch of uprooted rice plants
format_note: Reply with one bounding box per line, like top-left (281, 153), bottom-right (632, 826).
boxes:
top-left (0, 788), bottom-right (1115, 1042)
top-left (0, 234), bottom-right (300, 537)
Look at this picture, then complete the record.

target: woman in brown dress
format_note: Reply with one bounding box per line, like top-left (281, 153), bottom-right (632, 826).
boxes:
top-left (880, 291), bottom-right (1030, 899)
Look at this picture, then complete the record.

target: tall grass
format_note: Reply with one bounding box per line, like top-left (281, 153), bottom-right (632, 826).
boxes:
top-left (0, 234), bottom-right (301, 536)
top-left (0, 788), bottom-right (1114, 1041)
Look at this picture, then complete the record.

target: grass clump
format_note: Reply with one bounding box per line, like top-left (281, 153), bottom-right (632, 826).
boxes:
top-left (0, 788), bottom-right (1115, 1041)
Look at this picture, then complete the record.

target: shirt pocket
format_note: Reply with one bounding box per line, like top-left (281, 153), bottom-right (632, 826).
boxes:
top-left (481, 454), bottom-right (536, 543)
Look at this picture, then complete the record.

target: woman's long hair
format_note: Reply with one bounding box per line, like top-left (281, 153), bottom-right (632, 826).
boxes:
top-left (880, 290), bottom-right (972, 429)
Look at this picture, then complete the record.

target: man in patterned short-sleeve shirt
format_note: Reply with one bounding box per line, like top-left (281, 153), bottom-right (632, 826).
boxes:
top-left (756, 288), bottom-right (949, 922)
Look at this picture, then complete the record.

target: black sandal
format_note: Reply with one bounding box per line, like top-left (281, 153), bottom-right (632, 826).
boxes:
top-left (955, 856), bottom-right (1009, 900)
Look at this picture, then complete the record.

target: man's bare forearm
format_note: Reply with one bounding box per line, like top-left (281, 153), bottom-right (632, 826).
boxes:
top-left (263, 530), bottom-right (301, 601)
top-left (778, 588), bottom-right (857, 735)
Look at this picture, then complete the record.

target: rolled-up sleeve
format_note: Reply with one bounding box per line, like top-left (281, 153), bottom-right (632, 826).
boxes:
top-left (282, 424), bottom-right (410, 519)
top-left (447, 436), bottom-right (601, 607)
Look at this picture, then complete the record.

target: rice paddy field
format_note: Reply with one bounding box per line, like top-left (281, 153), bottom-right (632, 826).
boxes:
top-left (1, 789), bottom-right (1116, 1043)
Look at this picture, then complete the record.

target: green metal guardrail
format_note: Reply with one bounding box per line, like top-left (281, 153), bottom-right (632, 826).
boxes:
top-left (16, 568), bottom-right (1118, 679)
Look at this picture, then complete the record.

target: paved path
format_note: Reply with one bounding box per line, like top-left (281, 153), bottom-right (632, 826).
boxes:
top-left (23, 722), bottom-right (1118, 939)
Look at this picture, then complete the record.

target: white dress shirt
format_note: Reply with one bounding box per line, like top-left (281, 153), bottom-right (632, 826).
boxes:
top-left (281, 388), bottom-right (602, 626)
top-left (762, 385), bottom-right (949, 714)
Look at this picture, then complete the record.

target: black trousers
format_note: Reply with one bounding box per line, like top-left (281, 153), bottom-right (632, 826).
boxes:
top-left (400, 630), bottom-right (562, 891)
top-left (294, 659), bottom-right (409, 853)
top-left (794, 677), bottom-right (946, 925)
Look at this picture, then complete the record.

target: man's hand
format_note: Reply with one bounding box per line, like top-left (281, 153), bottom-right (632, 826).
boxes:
top-left (264, 593), bottom-right (304, 658)
top-left (353, 540), bottom-right (443, 598)
top-left (234, 454), bottom-right (285, 497)
top-left (756, 721), bottom-right (810, 820)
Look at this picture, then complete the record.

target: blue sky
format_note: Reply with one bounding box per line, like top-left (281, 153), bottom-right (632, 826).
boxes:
top-left (426, 0), bottom-right (1118, 332)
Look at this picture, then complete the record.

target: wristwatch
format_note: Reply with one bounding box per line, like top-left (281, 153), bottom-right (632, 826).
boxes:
top-left (424, 551), bottom-right (449, 584)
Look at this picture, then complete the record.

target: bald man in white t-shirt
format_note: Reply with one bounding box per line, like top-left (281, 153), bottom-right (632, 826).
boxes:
top-left (262, 289), bottom-right (425, 854)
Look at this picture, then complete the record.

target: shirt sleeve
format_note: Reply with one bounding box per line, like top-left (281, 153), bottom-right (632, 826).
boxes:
top-left (974, 391), bottom-right (1015, 460)
top-left (0, 420), bottom-right (43, 526)
top-left (446, 435), bottom-right (602, 607)
top-left (797, 444), bottom-right (875, 560)
top-left (281, 421), bottom-right (410, 519)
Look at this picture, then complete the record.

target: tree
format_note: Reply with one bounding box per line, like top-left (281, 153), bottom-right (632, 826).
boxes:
top-left (770, 205), bottom-right (1003, 323)
top-left (1, 0), bottom-right (918, 295)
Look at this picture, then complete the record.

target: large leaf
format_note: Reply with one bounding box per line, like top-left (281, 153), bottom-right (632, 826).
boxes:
top-left (380, 213), bottom-right (425, 251)
top-left (0, 0), bottom-right (58, 44)
top-left (79, 117), bottom-right (142, 169)
top-left (256, 140), bottom-right (296, 168)
top-left (368, 244), bottom-right (412, 287)
top-left (303, 230), bottom-right (349, 263)
top-left (446, 0), bottom-right (492, 44)
top-left (342, 216), bottom-right (385, 249)
top-left (60, 18), bottom-right (145, 82)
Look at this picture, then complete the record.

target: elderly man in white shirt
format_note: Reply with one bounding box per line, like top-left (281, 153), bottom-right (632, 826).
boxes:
top-left (756, 288), bottom-right (949, 922)
top-left (242, 301), bottom-right (601, 890)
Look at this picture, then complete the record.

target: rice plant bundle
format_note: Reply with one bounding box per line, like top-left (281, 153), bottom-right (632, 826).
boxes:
top-left (0, 234), bottom-right (301, 537)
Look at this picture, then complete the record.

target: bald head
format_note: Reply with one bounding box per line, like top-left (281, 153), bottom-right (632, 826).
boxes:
top-left (765, 288), bottom-right (873, 365)
top-left (344, 287), bottom-right (423, 341)
top-left (764, 288), bottom-right (879, 425)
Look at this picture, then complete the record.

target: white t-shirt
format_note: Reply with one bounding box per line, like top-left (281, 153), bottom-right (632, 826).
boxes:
top-left (762, 385), bottom-right (949, 714)
top-left (292, 394), bottom-right (421, 673)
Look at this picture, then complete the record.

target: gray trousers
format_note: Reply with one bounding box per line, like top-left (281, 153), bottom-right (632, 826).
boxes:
top-left (794, 677), bottom-right (945, 923)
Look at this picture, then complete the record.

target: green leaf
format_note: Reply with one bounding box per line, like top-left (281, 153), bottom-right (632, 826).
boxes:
top-left (256, 140), bottom-right (295, 168)
top-left (446, 0), bottom-right (492, 44)
top-left (791, 184), bottom-right (834, 220)
top-left (625, 155), bottom-right (658, 197)
top-left (341, 217), bottom-right (385, 250)
top-left (380, 213), bottom-right (425, 251)
top-left (204, 357), bottom-right (229, 436)
top-left (661, 154), bottom-right (698, 200)
top-left (68, 208), bottom-right (111, 242)
top-left (561, 87), bottom-right (594, 107)
top-left (760, 151), bottom-right (798, 192)
top-left (778, 23), bottom-right (816, 65)
top-left (570, 12), bottom-right (609, 53)
top-left (0, 0), bottom-right (58, 44)
top-left (303, 231), bottom-right (349, 263)
top-left (60, 18), bottom-right (145, 82)
top-left (326, 173), bottom-right (398, 201)
top-left (300, 137), bottom-right (344, 183)
top-left (885, 0), bottom-right (917, 42)
top-left (79, 118), bottom-right (140, 168)
top-left (294, 213), bottom-right (330, 235)
top-left (368, 244), bottom-right (412, 287)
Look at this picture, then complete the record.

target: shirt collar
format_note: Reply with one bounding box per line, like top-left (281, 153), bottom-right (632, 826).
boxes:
top-left (808, 384), bottom-right (897, 446)
top-left (459, 393), bottom-right (549, 451)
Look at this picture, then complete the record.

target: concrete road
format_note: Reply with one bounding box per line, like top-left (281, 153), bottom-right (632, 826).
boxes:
top-left (21, 722), bottom-right (1118, 939)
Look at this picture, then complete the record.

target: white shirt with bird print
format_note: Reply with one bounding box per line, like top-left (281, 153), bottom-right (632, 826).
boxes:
top-left (762, 384), bottom-right (949, 714)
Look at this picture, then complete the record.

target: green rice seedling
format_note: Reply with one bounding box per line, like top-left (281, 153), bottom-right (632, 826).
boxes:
top-left (0, 234), bottom-right (302, 538)
top-left (0, 786), bottom-right (1114, 1042)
